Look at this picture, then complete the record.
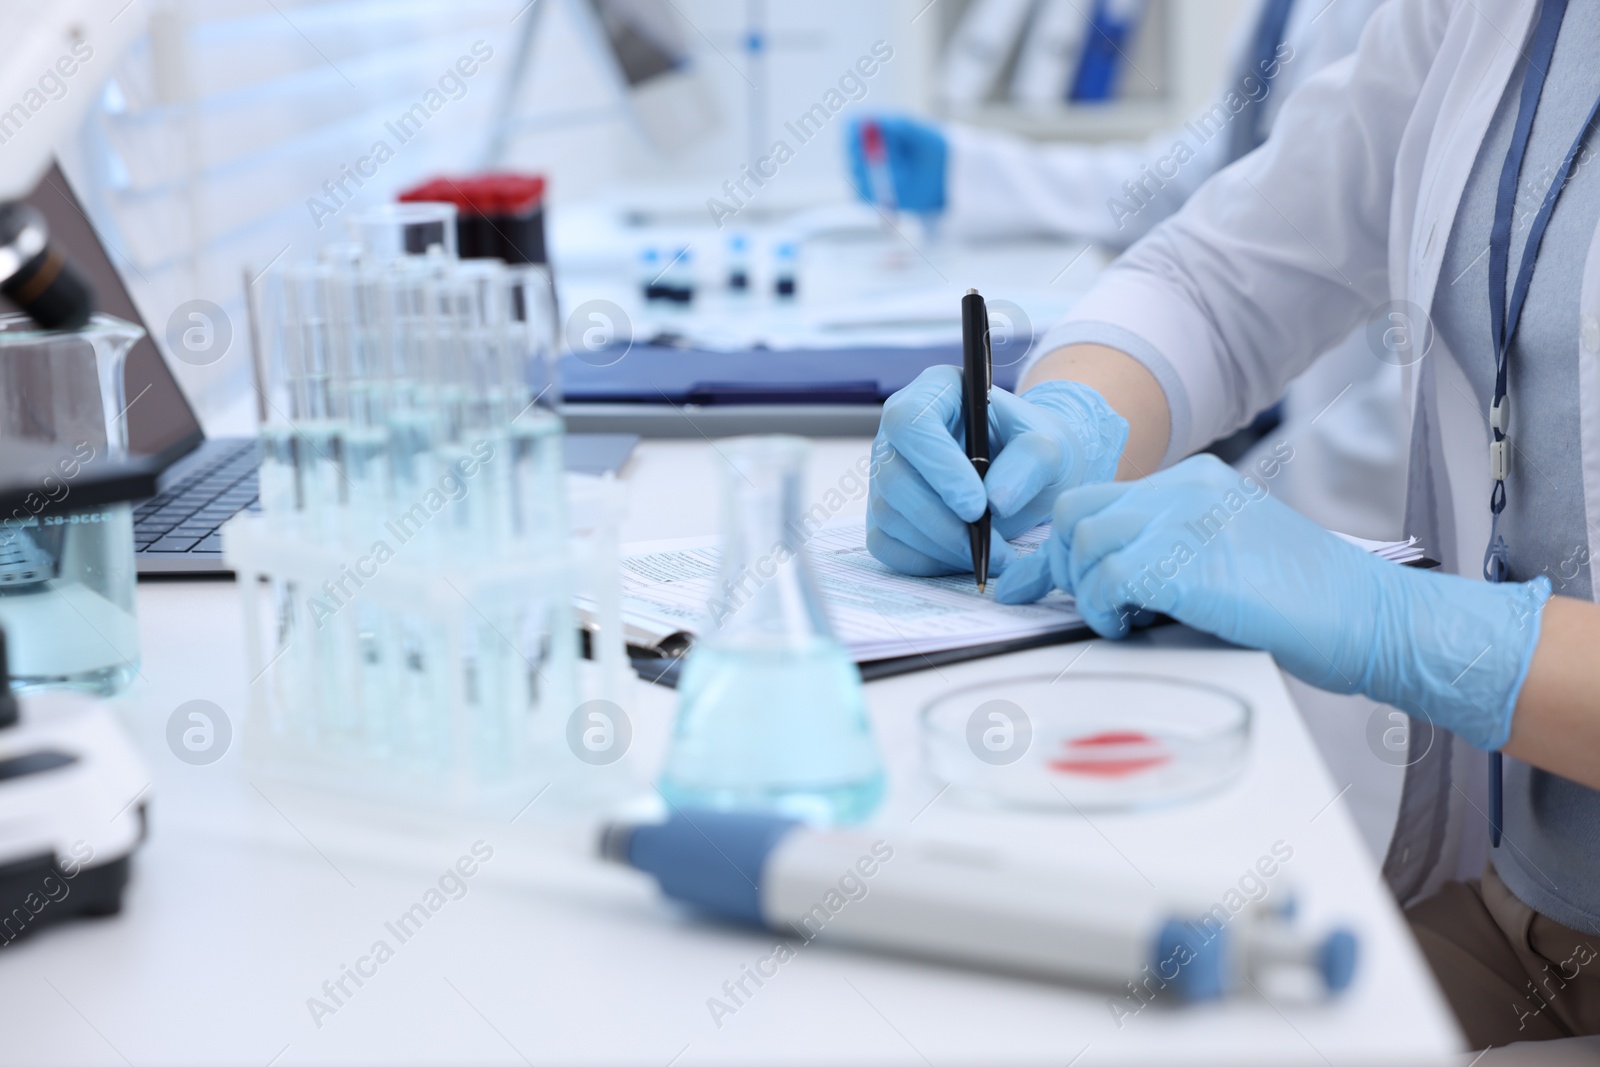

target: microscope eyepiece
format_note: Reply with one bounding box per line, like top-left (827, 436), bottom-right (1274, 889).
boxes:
top-left (0, 202), bottom-right (92, 331)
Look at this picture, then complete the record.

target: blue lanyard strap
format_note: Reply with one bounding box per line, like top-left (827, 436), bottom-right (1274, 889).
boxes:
top-left (1481, 0), bottom-right (1600, 845)
top-left (1487, 0), bottom-right (1569, 393)
top-left (1486, 0), bottom-right (1568, 548)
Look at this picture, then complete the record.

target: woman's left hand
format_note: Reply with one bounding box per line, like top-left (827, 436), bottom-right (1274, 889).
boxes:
top-left (995, 454), bottom-right (1388, 691)
top-left (993, 454), bottom-right (1549, 753)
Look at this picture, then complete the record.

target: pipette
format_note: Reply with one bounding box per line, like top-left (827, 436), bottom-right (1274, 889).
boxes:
top-left (600, 810), bottom-right (1358, 1001)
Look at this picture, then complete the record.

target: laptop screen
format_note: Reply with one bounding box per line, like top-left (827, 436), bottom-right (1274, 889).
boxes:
top-left (6, 164), bottom-right (205, 465)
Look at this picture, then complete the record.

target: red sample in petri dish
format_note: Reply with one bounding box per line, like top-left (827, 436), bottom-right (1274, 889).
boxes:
top-left (1049, 730), bottom-right (1172, 777)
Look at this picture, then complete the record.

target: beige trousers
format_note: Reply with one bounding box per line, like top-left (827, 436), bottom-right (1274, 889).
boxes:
top-left (1407, 862), bottom-right (1600, 1048)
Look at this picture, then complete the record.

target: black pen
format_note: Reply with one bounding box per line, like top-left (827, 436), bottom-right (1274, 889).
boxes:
top-left (960, 288), bottom-right (992, 592)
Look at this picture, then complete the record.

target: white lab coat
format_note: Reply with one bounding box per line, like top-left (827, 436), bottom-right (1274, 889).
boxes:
top-left (1042, 0), bottom-right (1595, 904)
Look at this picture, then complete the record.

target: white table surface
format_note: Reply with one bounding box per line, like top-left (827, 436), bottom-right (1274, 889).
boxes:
top-left (0, 439), bottom-right (1465, 1066)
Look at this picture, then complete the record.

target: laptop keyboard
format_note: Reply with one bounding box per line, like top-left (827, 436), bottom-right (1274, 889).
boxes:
top-left (133, 439), bottom-right (260, 555)
top-left (0, 530), bottom-right (56, 586)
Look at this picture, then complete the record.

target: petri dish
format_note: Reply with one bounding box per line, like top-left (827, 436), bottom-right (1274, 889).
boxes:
top-left (921, 673), bottom-right (1251, 811)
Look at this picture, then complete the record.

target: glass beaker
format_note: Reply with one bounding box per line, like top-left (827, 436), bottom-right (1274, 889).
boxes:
top-left (658, 436), bottom-right (885, 824)
top-left (0, 313), bottom-right (145, 693)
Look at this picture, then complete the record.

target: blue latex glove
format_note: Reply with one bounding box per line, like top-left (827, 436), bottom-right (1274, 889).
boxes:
top-left (994, 454), bottom-right (1552, 750)
top-left (867, 366), bottom-right (1129, 578)
top-left (845, 114), bottom-right (948, 214)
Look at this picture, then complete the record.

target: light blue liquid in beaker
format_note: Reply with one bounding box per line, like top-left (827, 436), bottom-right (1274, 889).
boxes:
top-left (657, 436), bottom-right (885, 825)
top-left (661, 640), bottom-right (885, 824)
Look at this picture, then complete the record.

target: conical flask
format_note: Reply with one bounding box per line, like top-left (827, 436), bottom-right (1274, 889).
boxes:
top-left (658, 437), bottom-right (885, 823)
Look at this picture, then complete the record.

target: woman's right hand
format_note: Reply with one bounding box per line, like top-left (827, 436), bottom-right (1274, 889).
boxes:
top-left (865, 365), bottom-right (1129, 577)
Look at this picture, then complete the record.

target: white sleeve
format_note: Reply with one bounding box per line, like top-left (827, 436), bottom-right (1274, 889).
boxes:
top-left (940, 0), bottom-right (1266, 248)
top-left (1034, 0), bottom-right (1452, 466)
top-left (942, 119), bottom-right (1236, 248)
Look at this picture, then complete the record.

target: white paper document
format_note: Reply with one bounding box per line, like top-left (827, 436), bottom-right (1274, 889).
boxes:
top-left (617, 525), bottom-right (1080, 663)
top-left (1331, 532), bottom-right (1427, 565)
top-left (614, 524), bottom-right (1430, 663)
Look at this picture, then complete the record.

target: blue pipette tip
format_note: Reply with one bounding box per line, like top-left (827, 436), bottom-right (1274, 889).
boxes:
top-left (1154, 920), bottom-right (1228, 1002)
top-left (1318, 928), bottom-right (1358, 994)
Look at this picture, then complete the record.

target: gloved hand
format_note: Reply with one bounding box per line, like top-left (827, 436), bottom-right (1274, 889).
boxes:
top-left (845, 115), bottom-right (949, 214)
top-left (994, 454), bottom-right (1552, 750)
top-left (867, 366), bottom-right (1129, 578)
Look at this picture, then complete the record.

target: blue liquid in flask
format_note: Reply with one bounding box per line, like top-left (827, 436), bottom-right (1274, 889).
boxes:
top-left (657, 437), bottom-right (885, 824)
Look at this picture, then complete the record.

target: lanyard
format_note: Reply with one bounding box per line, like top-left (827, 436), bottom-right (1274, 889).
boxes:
top-left (1482, 0), bottom-right (1600, 845)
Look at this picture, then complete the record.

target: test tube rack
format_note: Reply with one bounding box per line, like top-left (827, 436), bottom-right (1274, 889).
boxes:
top-left (223, 469), bottom-right (632, 814)
top-left (229, 211), bottom-right (635, 814)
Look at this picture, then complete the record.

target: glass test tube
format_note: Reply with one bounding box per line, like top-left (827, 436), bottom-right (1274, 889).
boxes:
top-left (245, 264), bottom-right (308, 744)
top-left (502, 265), bottom-right (563, 548)
top-left (247, 266), bottom-right (301, 523)
top-left (352, 201), bottom-right (459, 263)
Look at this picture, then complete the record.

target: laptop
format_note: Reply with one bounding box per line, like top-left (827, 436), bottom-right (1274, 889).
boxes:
top-left (19, 165), bottom-right (638, 577)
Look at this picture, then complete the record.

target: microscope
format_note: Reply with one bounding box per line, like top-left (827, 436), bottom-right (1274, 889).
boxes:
top-left (0, 626), bottom-right (149, 945)
top-left (0, 4), bottom-right (144, 328)
top-left (0, 3), bottom-right (154, 943)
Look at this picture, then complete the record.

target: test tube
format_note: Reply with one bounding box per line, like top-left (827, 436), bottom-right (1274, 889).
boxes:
top-left (254, 263), bottom-right (343, 750)
top-left (300, 262), bottom-right (379, 749)
top-left (246, 265), bottom-right (300, 522)
top-left (774, 242), bottom-right (798, 300)
top-left (377, 256), bottom-right (435, 525)
top-left (245, 263), bottom-right (309, 745)
top-left (726, 234), bottom-right (751, 294)
top-left (282, 263), bottom-right (345, 529)
top-left (367, 257), bottom-right (448, 771)
top-left (514, 264), bottom-right (561, 424)
top-left (449, 258), bottom-right (512, 550)
top-left (501, 265), bottom-right (564, 548)
top-left (351, 201), bottom-right (459, 263)
top-left (328, 252), bottom-right (405, 756)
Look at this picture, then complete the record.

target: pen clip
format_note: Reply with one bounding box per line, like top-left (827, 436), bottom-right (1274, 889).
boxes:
top-left (962, 287), bottom-right (993, 398)
top-left (979, 299), bottom-right (993, 396)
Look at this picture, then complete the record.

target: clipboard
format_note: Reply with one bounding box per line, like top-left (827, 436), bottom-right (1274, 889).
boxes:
top-left (613, 553), bottom-right (1440, 690)
top-left (625, 623), bottom-right (1100, 689)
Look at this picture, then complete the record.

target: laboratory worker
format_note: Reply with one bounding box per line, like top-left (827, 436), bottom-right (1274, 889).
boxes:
top-left (868, 0), bottom-right (1600, 1048)
top-left (853, 0), bottom-right (1411, 862)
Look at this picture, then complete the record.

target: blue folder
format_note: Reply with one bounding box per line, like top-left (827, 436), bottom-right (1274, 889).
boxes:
top-left (560, 342), bottom-right (1025, 405)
